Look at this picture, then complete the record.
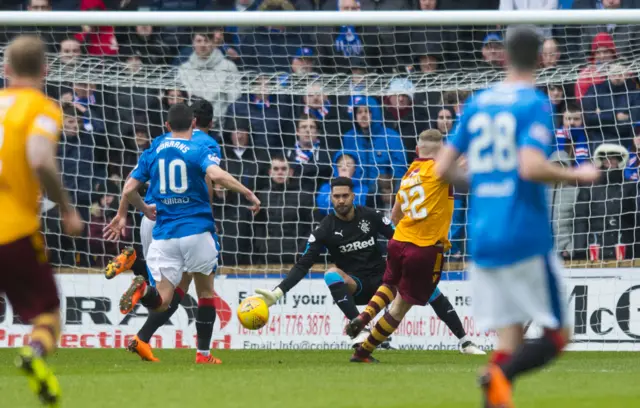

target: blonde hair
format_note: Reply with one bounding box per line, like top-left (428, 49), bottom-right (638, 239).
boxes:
top-left (5, 35), bottom-right (46, 78)
top-left (417, 129), bottom-right (444, 156)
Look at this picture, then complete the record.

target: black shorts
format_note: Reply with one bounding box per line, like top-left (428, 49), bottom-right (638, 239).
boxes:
top-left (0, 233), bottom-right (60, 322)
top-left (350, 273), bottom-right (383, 305)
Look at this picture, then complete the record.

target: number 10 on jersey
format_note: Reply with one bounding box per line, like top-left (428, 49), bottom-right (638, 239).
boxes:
top-left (158, 159), bottom-right (188, 194)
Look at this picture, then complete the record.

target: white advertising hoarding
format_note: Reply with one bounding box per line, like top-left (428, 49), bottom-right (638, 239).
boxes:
top-left (0, 270), bottom-right (638, 351)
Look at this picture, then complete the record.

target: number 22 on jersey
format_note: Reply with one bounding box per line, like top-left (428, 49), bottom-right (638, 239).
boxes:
top-left (398, 185), bottom-right (427, 220)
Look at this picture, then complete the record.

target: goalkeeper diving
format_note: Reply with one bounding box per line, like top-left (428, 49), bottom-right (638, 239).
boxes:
top-left (255, 175), bottom-right (484, 354)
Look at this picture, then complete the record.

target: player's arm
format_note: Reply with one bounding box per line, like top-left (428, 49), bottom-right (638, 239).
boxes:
top-left (122, 177), bottom-right (156, 221)
top-left (391, 200), bottom-right (403, 228)
top-left (254, 230), bottom-right (326, 306)
top-left (374, 210), bottom-right (395, 239)
top-left (27, 110), bottom-right (83, 236)
top-left (205, 164), bottom-right (260, 214)
top-left (434, 145), bottom-right (469, 189)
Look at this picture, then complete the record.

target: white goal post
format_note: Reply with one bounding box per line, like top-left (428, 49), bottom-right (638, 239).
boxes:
top-left (0, 9), bottom-right (638, 351)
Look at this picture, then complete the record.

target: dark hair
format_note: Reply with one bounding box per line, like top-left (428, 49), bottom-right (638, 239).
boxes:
top-left (167, 103), bottom-right (193, 132)
top-left (564, 101), bottom-right (581, 113)
top-left (61, 102), bottom-right (78, 118)
top-left (506, 26), bottom-right (542, 72)
top-left (330, 177), bottom-right (354, 191)
top-left (191, 99), bottom-right (214, 129)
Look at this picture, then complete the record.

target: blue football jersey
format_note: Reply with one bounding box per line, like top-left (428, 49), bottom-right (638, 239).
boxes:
top-left (449, 83), bottom-right (555, 267)
top-left (131, 137), bottom-right (219, 240)
top-left (143, 130), bottom-right (221, 205)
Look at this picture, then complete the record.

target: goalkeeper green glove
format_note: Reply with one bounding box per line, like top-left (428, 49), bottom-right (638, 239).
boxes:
top-left (254, 287), bottom-right (284, 307)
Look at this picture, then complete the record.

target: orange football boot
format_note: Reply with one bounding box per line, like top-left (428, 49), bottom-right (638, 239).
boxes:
top-left (105, 247), bottom-right (137, 279)
top-left (127, 336), bottom-right (159, 362)
top-left (195, 352), bottom-right (222, 364)
top-left (120, 276), bottom-right (147, 314)
top-left (479, 364), bottom-right (514, 408)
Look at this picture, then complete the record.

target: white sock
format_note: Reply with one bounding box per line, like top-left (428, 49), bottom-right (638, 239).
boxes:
top-left (198, 350), bottom-right (210, 356)
top-left (459, 335), bottom-right (470, 345)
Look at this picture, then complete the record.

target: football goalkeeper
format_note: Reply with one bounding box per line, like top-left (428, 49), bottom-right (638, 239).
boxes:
top-left (255, 177), bottom-right (484, 354)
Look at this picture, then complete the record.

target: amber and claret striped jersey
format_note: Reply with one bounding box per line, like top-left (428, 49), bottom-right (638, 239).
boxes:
top-left (0, 88), bottom-right (62, 245)
top-left (393, 158), bottom-right (454, 249)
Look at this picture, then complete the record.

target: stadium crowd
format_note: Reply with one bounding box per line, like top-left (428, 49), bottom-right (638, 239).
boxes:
top-left (1, 0), bottom-right (640, 267)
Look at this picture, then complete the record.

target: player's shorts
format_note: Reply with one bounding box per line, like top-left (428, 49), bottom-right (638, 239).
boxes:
top-left (0, 233), bottom-right (60, 322)
top-left (470, 252), bottom-right (565, 331)
top-left (140, 215), bottom-right (155, 259)
top-left (383, 239), bottom-right (444, 306)
top-left (146, 232), bottom-right (219, 287)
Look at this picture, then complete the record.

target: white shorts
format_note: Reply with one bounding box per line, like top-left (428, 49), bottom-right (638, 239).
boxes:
top-left (146, 232), bottom-right (219, 287)
top-left (140, 216), bottom-right (155, 259)
top-left (470, 253), bottom-right (566, 331)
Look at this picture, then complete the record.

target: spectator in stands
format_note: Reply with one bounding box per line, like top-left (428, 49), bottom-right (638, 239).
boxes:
top-left (254, 157), bottom-right (314, 264)
top-left (545, 84), bottom-right (567, 129)
top-left (239, 0), bottom-right (311, 73)
top-left (226, 74), bottom-right (294, 154)
top-left (343, 96), bottom-right (407, 190)
top-left (285, 115), bottom-right (332, 193)
top-left (59, 38), bottom-right (82, 64)
top-left (441, 89), bottom-right (471, 117)
top-left (574, 143), bottom-right (638, 260)
top-left (409, 0), bottom-right (444, 72)
top-left (499, 0), bottom-right (556, 39)
top-left (367, 173), bottom-right (394, 218)
top-left (74, 0), bottom-right (119, 56)
top-left (624, 124), bottom-right (640, 181)
top-left (290, 47), bottom-right (316, 74)
top-left (60, 82), bottom-right (106, 135)
top-left (541, 38), bottom-right (561, 69)
top-left (317, 151), bottom-right (369, 216)
top-left (17, 0), bottom-right (68, 52)
top-left (122, 124), bottom-right (152, 176)
top-left (117, 25), bottom-right (178, 66)
top-left (314, 0), bottom-right (380, 74)
top-left (579, 0), bottom-right (640, 62)
top-left (296, 83), bottom-right (344, 152)
top-left (383, 78), bottom-right (425, 163)
top-left (575, 32), bottom-right (617, 100)
top-left (88, 180), bottom-right (128, 267)
top-left (435, 106), bottom-right (455, 136)
top-left (216, 118), bottom-right (262, 265)
top-left (159, 88), bottom-right (188, 127)
top-left (582, 63), bottom-right (640, 146)
top-left (556, 102), bottom-right (590, 164)
top-left (479, 33), bottom-right (506, 69)
top-left (58, 103), bottom-right (94, 220)
top-left (178, 30), bottom-right (240, 126)
top-left (549, 150), bottom-right (578, 260)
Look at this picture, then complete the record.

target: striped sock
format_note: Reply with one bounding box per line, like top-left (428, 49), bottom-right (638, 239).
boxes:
top-left (360, 284), bottom-right (396, 325)
top-left (356, 311), bottom-right (401, 358)
top-left (30, 313), bottom-right (60, 358)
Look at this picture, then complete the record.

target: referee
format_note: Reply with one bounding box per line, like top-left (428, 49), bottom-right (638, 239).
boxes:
top-left (255, 177), bottom-right (484, 354)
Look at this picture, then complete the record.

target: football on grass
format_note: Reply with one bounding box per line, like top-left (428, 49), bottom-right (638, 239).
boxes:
top-left (237, 297), bottom-right (269, 330)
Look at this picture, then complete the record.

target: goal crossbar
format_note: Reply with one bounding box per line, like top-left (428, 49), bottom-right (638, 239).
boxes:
top-left (1, 10), bottom-right (640, 27)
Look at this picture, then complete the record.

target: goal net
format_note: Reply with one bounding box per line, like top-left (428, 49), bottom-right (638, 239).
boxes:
top-left (0, 9), bottom-right (638, 351)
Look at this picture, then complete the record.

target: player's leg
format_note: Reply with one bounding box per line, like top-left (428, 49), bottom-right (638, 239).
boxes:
top-left (324, 267), bottom-right (360, 320)
top-left (345, 240), bottom-right (402, 338)
top-left (120, 239), bottom-right (180, 314)
top-left (184, 232), bottom-right (221, 364)
top-left (428, 287), bottom-right (485, 355)
top-left (2, 234), bottom-right (62, 405)
top-left (491, 255), bottom-right (569, 383)
top-left (129, 273), bottom-right (193, 362)
top-left (351, 294), bottom-right (413, 363)
top-left (105, 216), bottom-right (151, 279)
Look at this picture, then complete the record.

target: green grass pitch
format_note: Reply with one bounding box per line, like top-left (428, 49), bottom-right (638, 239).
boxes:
top-left (0, 349), bottom-right (638, 408)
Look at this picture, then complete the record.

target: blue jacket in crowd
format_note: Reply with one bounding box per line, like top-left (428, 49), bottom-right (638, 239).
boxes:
top-left (583, 79), bottom-right (640, 144)
top-left (342, 96), bottom-right (407, 190)
top-left (316, 151), bottom-right (369, 215)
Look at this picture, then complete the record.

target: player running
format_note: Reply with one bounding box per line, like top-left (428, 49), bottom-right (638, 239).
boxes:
top-left (344, 129), bottom-right (455, 363)
top-left (103, 99), bottom-right (221, 362)
top-left (254, 153), bottom-right (483, 355)
top-left (118, 103), bottom-right (260, 364)
top-left (435, 26), bottom-right (599, 408)
top-left (0, 35), bottom-right (84, 406)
